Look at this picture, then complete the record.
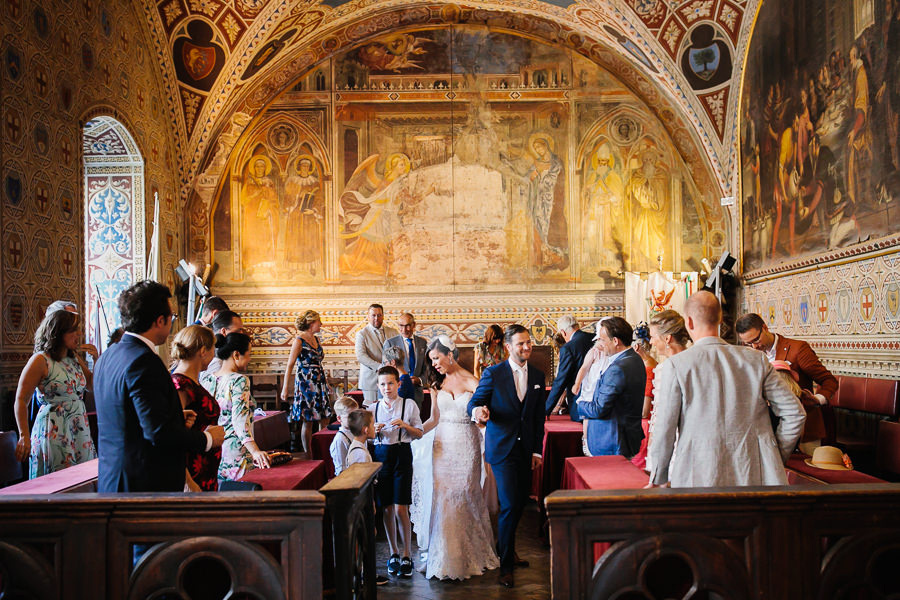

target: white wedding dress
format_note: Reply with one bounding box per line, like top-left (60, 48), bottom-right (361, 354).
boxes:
top-left (411, 390), bottom-right (499, 580)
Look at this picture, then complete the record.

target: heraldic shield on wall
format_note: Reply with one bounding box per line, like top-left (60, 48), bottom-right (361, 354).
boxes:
top-left (211, 26), bottom-right (727, 292)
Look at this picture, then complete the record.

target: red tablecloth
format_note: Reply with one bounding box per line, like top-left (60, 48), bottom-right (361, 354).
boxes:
top-left (560, 456), bottom-right (649, 564)
top-left (238, 459), bottom-right (325, 491)
top-left (561, 455), bottom-right (649, 491)
top-left (786, 454), bottom-right (885, 484)
top-left (532, 419), bottom-right (584, 501)
top-left (0, 459), bottom-right (98, 494)
top-left (253, 410), bottom-right (290, 451)
top-left (311, 429), bottom-right (338, 478)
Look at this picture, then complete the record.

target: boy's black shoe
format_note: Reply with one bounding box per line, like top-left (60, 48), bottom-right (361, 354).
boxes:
top-left (387, 553), bottom-right (401, 576)
top-left (376, 575), bottom-right (390, 586)
top-left (400, 556), bottom-right (413, 578)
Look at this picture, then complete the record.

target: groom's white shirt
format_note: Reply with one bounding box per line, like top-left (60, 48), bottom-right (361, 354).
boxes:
top-left (506, 358), bottom-right (542, 460)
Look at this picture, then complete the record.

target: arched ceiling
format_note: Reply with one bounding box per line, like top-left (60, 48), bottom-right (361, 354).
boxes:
top-left (140, 0), bottom-right (759, 196)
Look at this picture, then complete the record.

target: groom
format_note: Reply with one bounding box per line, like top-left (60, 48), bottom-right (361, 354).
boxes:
top-left (468, 324), bottom-right (545, 588)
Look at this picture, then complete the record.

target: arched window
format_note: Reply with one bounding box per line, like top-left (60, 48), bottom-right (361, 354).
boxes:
top-left (82, 116), bottom-right (144, 351)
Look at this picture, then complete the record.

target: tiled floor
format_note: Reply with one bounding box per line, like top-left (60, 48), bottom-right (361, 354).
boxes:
top-left (374, 503), bottom-right (551, 600)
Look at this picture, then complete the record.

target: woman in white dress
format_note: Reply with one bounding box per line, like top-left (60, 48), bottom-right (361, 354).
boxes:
top-left (411, 335), bottom-right (499, 580)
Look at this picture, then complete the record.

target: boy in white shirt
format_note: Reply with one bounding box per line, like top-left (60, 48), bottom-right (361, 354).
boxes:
top-left (329, 396), bottom-right (359, 477)
top-left (345, 408), bottom-right (375, 466)
top-left (372, 366), bottom-right (423, 578)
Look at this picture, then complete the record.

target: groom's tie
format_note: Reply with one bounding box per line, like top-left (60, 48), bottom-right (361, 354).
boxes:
top-left (514, 368), bottom-right (525, 402)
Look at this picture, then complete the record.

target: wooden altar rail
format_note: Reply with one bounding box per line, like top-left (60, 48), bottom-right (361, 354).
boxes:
top-left (546, 484), bottom-right (900, 600)
top-left (0, 492), bottom-right (324, 599)
top-left (320, 462), bottom-right (381, 600)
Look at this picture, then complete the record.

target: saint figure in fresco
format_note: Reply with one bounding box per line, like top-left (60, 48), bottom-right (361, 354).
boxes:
top-left (846, 44), bottom-right (873, 208)
top-left (524, 134), bottom-right (568, 270)
top-left (241, 155), bottom-right (280, 273)
top-left (582, 140), bottom-right (625, 269)
top-left (284, 155), bottom-right (324, 276)
top-left (339, 153), bottom-right (414, 278)
top-left (626, 149), bottom-right (669, 271)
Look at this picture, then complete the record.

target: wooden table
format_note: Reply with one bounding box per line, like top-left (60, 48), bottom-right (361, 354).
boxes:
top-left (253, 410), bottom-right (290, 451)
top-left (311, 429), bottom-right (338, 478)
top-left (561, 456), bottom-right (649, 491)
top-left (532, 417), bottom-right (584, 502)
top-left (0, 459), bottom-right (98, 494)
top-left (561, 455), bottom-right (649, 563)
top-left (238, 459), bottom-right (326, 491)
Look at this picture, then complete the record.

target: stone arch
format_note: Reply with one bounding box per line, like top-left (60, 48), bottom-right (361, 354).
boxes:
top-left (82, 115), bottom-right (145, 350)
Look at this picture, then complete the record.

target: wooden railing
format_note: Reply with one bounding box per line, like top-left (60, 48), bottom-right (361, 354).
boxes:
top-left (546, 484), bottom-right (900, 599)
top-left (0, 491), bottom-right (324, 599)
top-left (320, 462), bottom-right (381, 600)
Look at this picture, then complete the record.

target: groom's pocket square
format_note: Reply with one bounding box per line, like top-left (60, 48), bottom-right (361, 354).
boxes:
top-left (534, 384), bottom-right (540, 389)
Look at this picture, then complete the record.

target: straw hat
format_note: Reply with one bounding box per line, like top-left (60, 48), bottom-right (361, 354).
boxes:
top-left (771, 360), bottom-right (799, 382)
top-left (804, 446), bottom-right (853, 470)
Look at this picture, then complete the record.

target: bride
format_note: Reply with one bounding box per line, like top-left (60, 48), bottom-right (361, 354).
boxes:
top-left (410, 335), bottom-right (499, 580)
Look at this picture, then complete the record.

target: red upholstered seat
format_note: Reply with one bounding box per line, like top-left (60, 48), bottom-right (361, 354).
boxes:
top-left (876, 420), bottom-right (900, 480)
top-left (824, 377), bottom-right (900, 473)
top-left (784, 454), bottom-right (886, 484)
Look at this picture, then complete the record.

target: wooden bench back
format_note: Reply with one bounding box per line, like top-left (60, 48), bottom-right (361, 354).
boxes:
top-left (0, 492), bottom-right (324, 599)
top-left (546, 484), bottom-right (900, 599)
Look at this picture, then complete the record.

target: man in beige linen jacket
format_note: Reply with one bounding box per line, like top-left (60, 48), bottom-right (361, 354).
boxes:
top-left (355, 303), bottom-right (398, 407)
top-left (648, 291), bottom-right (806, 487)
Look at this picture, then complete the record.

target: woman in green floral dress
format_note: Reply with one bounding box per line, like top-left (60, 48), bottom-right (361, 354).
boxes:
top-left (200, 332), bottom-right (270, 482)
top-left (14, 310), bottom-right (97, 478)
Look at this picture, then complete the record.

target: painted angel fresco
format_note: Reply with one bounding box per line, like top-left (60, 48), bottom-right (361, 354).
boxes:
top-left (339, 153), bottom-right (415, 278)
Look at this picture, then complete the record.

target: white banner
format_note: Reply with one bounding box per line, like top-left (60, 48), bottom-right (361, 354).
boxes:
top-left (625, 271), bottom-right (699, 326)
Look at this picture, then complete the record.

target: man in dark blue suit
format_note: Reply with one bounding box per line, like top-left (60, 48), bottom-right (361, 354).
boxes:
top-left (576, 317), bottom-right (645, 458)
top-left (468, 324), bottom-right (545, 588)
top-left (94, 281), bottom-right (224, 492)
top-left (545, 314), bottom-right (594, 418)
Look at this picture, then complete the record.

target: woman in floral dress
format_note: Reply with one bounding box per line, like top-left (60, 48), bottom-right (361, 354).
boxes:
top-left (171, 325), bottom-right (221, 491)
top-left (473, 324), bottom-right (507, 379)
top-left (201, 332), bottom-right (270, 482)
top-left (281, 310), bottom-right (333, 452)
top-left (13, 310), bottom-right (96, 478)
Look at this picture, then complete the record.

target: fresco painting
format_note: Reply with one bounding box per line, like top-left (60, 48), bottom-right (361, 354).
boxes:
top-left (741, 0), bottom-right (900, 271)
top-left (214, 26), bottom-right (721, 289)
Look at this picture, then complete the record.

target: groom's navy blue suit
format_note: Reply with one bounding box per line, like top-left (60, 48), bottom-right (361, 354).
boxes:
top-left (468, 360), bottom-right (545, 574)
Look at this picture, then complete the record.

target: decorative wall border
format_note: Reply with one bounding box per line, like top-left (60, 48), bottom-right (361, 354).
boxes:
top-left (743, 235), bottom-right (900, 282)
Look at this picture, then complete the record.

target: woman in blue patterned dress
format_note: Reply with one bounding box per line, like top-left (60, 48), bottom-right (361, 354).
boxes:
top-left (201, 332), bottom-right (270, 482)
top-left (13, 310), bottom-right (97, 478)
top-left (281, 310), bottom-right (333, 453)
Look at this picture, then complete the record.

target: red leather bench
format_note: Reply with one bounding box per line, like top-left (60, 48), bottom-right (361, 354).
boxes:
top-left (823, 376), bottom-right (899, 471)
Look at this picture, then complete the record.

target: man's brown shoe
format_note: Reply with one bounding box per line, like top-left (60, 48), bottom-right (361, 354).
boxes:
top-left (499, 572), bottom-right (514, 588)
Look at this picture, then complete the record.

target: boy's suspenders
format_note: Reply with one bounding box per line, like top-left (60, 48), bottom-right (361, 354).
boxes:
top-left (374, 398), bottom-right (407, 443)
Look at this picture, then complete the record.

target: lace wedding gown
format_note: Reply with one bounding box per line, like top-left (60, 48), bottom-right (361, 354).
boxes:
top-left (411, 390), bottom-right (499, 580)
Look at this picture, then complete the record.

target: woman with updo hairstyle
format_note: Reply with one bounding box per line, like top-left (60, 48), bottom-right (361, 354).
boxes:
top-left (171, 325), bottom-right (221, 491)
top-left (14, 310), bottom-right (96, 477)
top-left (645, 310), bottom-right (690, 472)
top-left (410, 334), bottom-right (499, 579)
top-left (281, 309), bottom-right (334, 453)
top-left (201, 332), bottom-right (270, 481)
top-left (474, 324), bottom-right (507, 379)
top-left (648, 310), bottom-right (691, 358)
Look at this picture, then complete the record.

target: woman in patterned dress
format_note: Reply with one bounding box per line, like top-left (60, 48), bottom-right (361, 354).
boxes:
top-left (281, 310), bottom-right (333, 453)
top-left (13, 310), bottom-right (96, 478)
top-left (201, 332), bottom-right (270, 482)
top-left (473, 324), bottom-right (507, 380)
top-left (171, 325), bottom-right (221, 491)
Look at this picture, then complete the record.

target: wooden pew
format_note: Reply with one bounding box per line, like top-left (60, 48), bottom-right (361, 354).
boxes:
top-left (0, 491), bottom-right (324, 599)
top-left (546, 484), bottom-right (900, 599)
